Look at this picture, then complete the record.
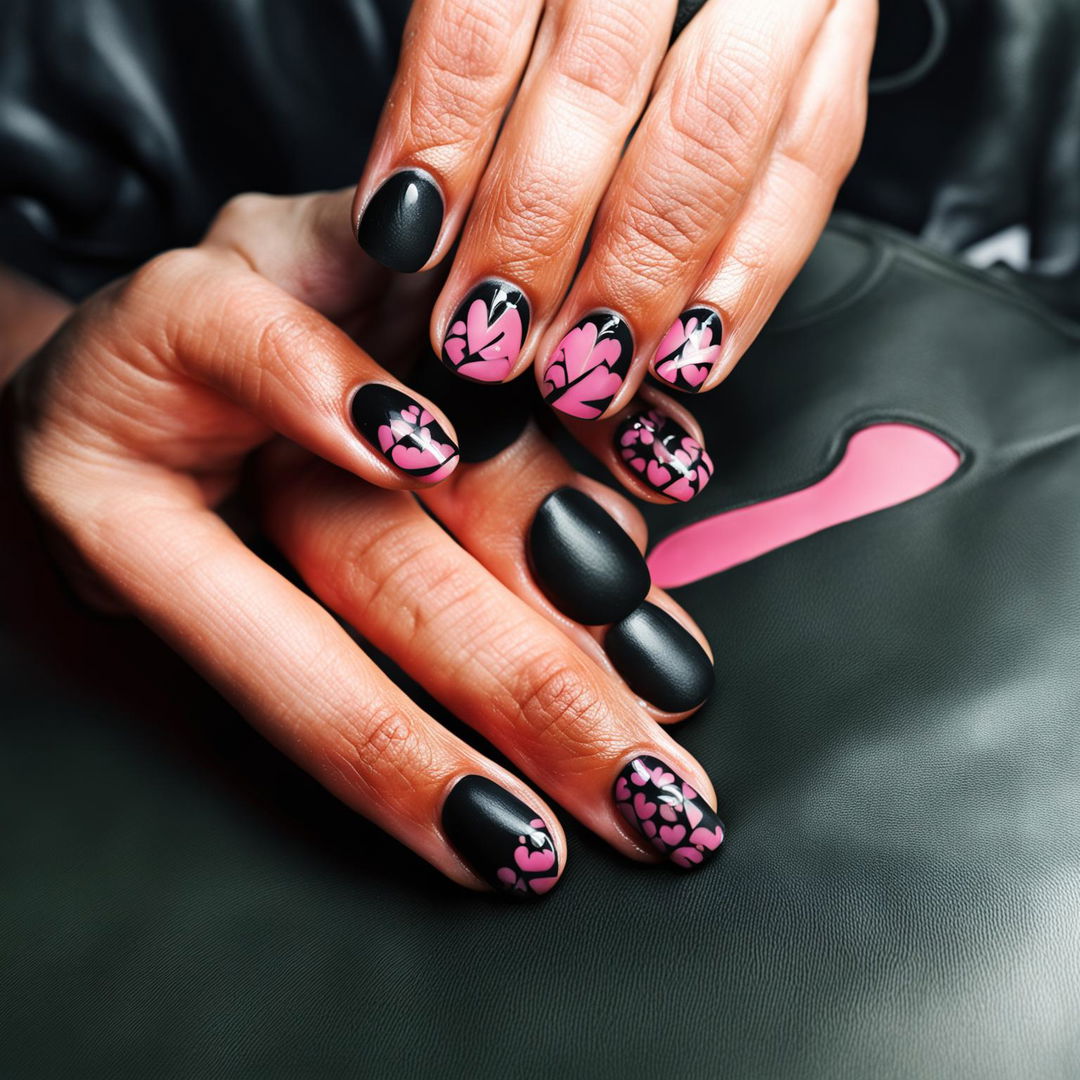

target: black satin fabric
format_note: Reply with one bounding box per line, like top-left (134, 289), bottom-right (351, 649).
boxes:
top-left (0, 0), bottom-right (407, 298)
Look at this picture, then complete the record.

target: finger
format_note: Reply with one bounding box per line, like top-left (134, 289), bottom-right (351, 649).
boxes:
top-left (265, 450), bottom-right (725, 869)
top-left (545, 384), bottom-right (714, 504)
top-left (351, 0), bottom-right (544, 273)
top-left (430, 0), bottom-right (675, 385)
top-left (652, 0), bottom-right (876, 392)
top-left (422, 415), bottom-right (714, 715)
top-left (18, 442), bottom-right (565, 898)
top-left (98, 246), bottom-right (460, 488)
top-left (534, 0), bottom-right (832, 418)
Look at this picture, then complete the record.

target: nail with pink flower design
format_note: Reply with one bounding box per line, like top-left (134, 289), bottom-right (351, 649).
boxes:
top-left (441, 280), bottom-right (530, 384)
top-left (541, 311), bottom-right (633, 420)
top-left (652, 307), bottom-right (724, 393)
top-left (350, 383), bottom-right (459, 483)
top-left (442, 775), bottom-right (560, 899)
top-left (613, 756), bottom-right (724, 870)
top-left (616, 407), bottom-right (713, 502)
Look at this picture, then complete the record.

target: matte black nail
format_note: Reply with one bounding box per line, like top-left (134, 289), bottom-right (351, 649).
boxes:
top-left (356, 168), bottom-right (444, 273)
top-left (442, 776), bottom-right (560, 898)
top-left (613, 755), bottom-right (724, 869)
top-left (350, 383), bottom-right (459, 482)
top-left (442, 280), bottom-right (531, 383)
top-left (616, 407), bottom-right (714, 501)
top-left (527, 488), bottom-right (650, 625)
top-left (605, 602), bottom-right (714, 712)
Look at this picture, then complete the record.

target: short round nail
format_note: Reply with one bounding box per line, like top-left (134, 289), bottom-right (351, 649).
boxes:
top-left (616, 407), bottom-right (714, 501)
top-left (349, 383), bottom-right (459, 482)
top-left (441, 280), bottom-right (530, 384)
top-left (652, 307), bottom-right (723, 393)
top-left (442, 775), bottom-right (560, 898)
top-left (541, 311), bottom-right (633, 420)
top-left (605, 602), bottom-right (714, 713)
top-left (613, 755), bottom-right (724, 869)
top-left (356, 168), bottom-right (444, 273)
top-left (527, 487), bottom-right (651, 625)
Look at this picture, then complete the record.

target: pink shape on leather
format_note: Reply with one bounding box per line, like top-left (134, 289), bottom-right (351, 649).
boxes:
top-left (647, 423), bottom-right (961, 588)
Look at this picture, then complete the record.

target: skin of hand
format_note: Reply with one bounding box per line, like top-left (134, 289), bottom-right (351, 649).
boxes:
top-left (353, 0), bottom-right (877, 451)
top-left (8, 190), bottom-right (726, 899)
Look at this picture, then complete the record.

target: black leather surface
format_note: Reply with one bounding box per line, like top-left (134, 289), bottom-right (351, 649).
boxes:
top-left (4, 216), bottom-right (1080, 1078)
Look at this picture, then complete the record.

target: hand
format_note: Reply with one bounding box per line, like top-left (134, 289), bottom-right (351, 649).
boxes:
top-left (352, 0), bottom-right (876, 418)
top-left (13, 190), bottom-right (722, 898)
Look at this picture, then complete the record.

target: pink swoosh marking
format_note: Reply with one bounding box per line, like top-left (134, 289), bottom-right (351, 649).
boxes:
top-left (647, 423), bottom-right (961, 588)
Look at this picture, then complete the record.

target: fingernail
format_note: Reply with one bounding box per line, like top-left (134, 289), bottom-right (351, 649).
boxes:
top-left (616, 407), bottom-right (714, 501)
top-left (441, 280), bottom-right (530, 384)
top-left (442, 775), bottom-right (561, 898)
top-left (605, 602), bottom-right (714, 712)
top-left (527, 487), bottom-right (650, 625)
top-left (350, 383), bottom-right (459, 482)
top-left (613, 755), bottom-right (724, 869)
top-left (652, 307), bottom-right (723, 393)
top-left (356, 168), bottom-right (444, 273)
top-left (541, 311), bottom-right (633, 420)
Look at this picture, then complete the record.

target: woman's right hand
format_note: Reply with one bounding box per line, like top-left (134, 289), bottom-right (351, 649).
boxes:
top-left (13, 189), bottom-right (724, 898)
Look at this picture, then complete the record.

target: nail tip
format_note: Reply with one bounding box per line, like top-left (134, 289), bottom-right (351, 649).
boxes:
top-left (613, 755), bottom-right (725, 870)
top-left (442, 775), bottom-right (560, 900)
top-left (605, 603), bottom-right (715, 713)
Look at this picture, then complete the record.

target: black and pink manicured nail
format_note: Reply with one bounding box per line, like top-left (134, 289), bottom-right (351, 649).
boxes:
top-left (350, 383), bottom-right (459, 483)
top-left (441, 280), bottom-right (530, 383)
top-left (652, 307), bottom-right (723, 392)
top-left (614, 756), bottom-right (724, 870)
top-left (541, 311), bottom-right (633, 419)
top-left (616, 407), bottom-right (713, 501)
top-left (442, 775), bottom-right (560, 898)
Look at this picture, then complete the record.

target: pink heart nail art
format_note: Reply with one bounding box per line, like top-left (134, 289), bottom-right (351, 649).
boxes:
top-left (652, 307), bottom-right (723, 393)
top-left (442, 281), bottom-right (529, 383)
top-left (542, 312), bottom-right (633, 419)
top-left (613, 756), bottom-right (725, 869)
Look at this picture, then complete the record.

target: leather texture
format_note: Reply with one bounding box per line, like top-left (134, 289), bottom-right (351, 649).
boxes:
top-left (3, 215), bottom-right (1080, 1078)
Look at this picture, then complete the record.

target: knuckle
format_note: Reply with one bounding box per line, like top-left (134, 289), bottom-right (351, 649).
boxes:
top-left (351, 705), bottom-right (425, 775)
top-left (512, 652), bottom-right (615, 757)
top-left (406, 0), bottom-right (515, 148)
top-left (208, 191), bottom-right (280, 238)
top-left (478, 159), bottom-right (581, 271)
top-left (424, 0), bottom-right (513, 82)
top-left (553, 8), bottom-right (647, 117)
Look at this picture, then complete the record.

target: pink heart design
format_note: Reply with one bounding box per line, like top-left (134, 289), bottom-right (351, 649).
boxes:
top-left (659, 824), bottom-right (686, 846)
top-left (642, 819), bottom-right (657, 838)
top-left (548, 365), bottom-right (624, 419)
top-left (497, 867), bottom-right (518, 886)
top-left (685, 801), bottom-right (703, 829)
top-left (659, 803), bottom-right (679, 822)
top-left (690, 825), bottom-right (724, 851)
top-left (529, 876), bottom-right (559, 895)
top-left (670, 846), bottom-right (704, 869)
top-left (614, 777), bottom-right (631, 801)
top-left (632, 793), bottom-right (656, 820)
top-left (646, 460), bottom-right (671, 489)
top-left (680, 363), bottom-right (709, 388)
top-left (390, 443), bottom-right (453, 472)
top-left (514, 845), bottom-right (555, 873)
